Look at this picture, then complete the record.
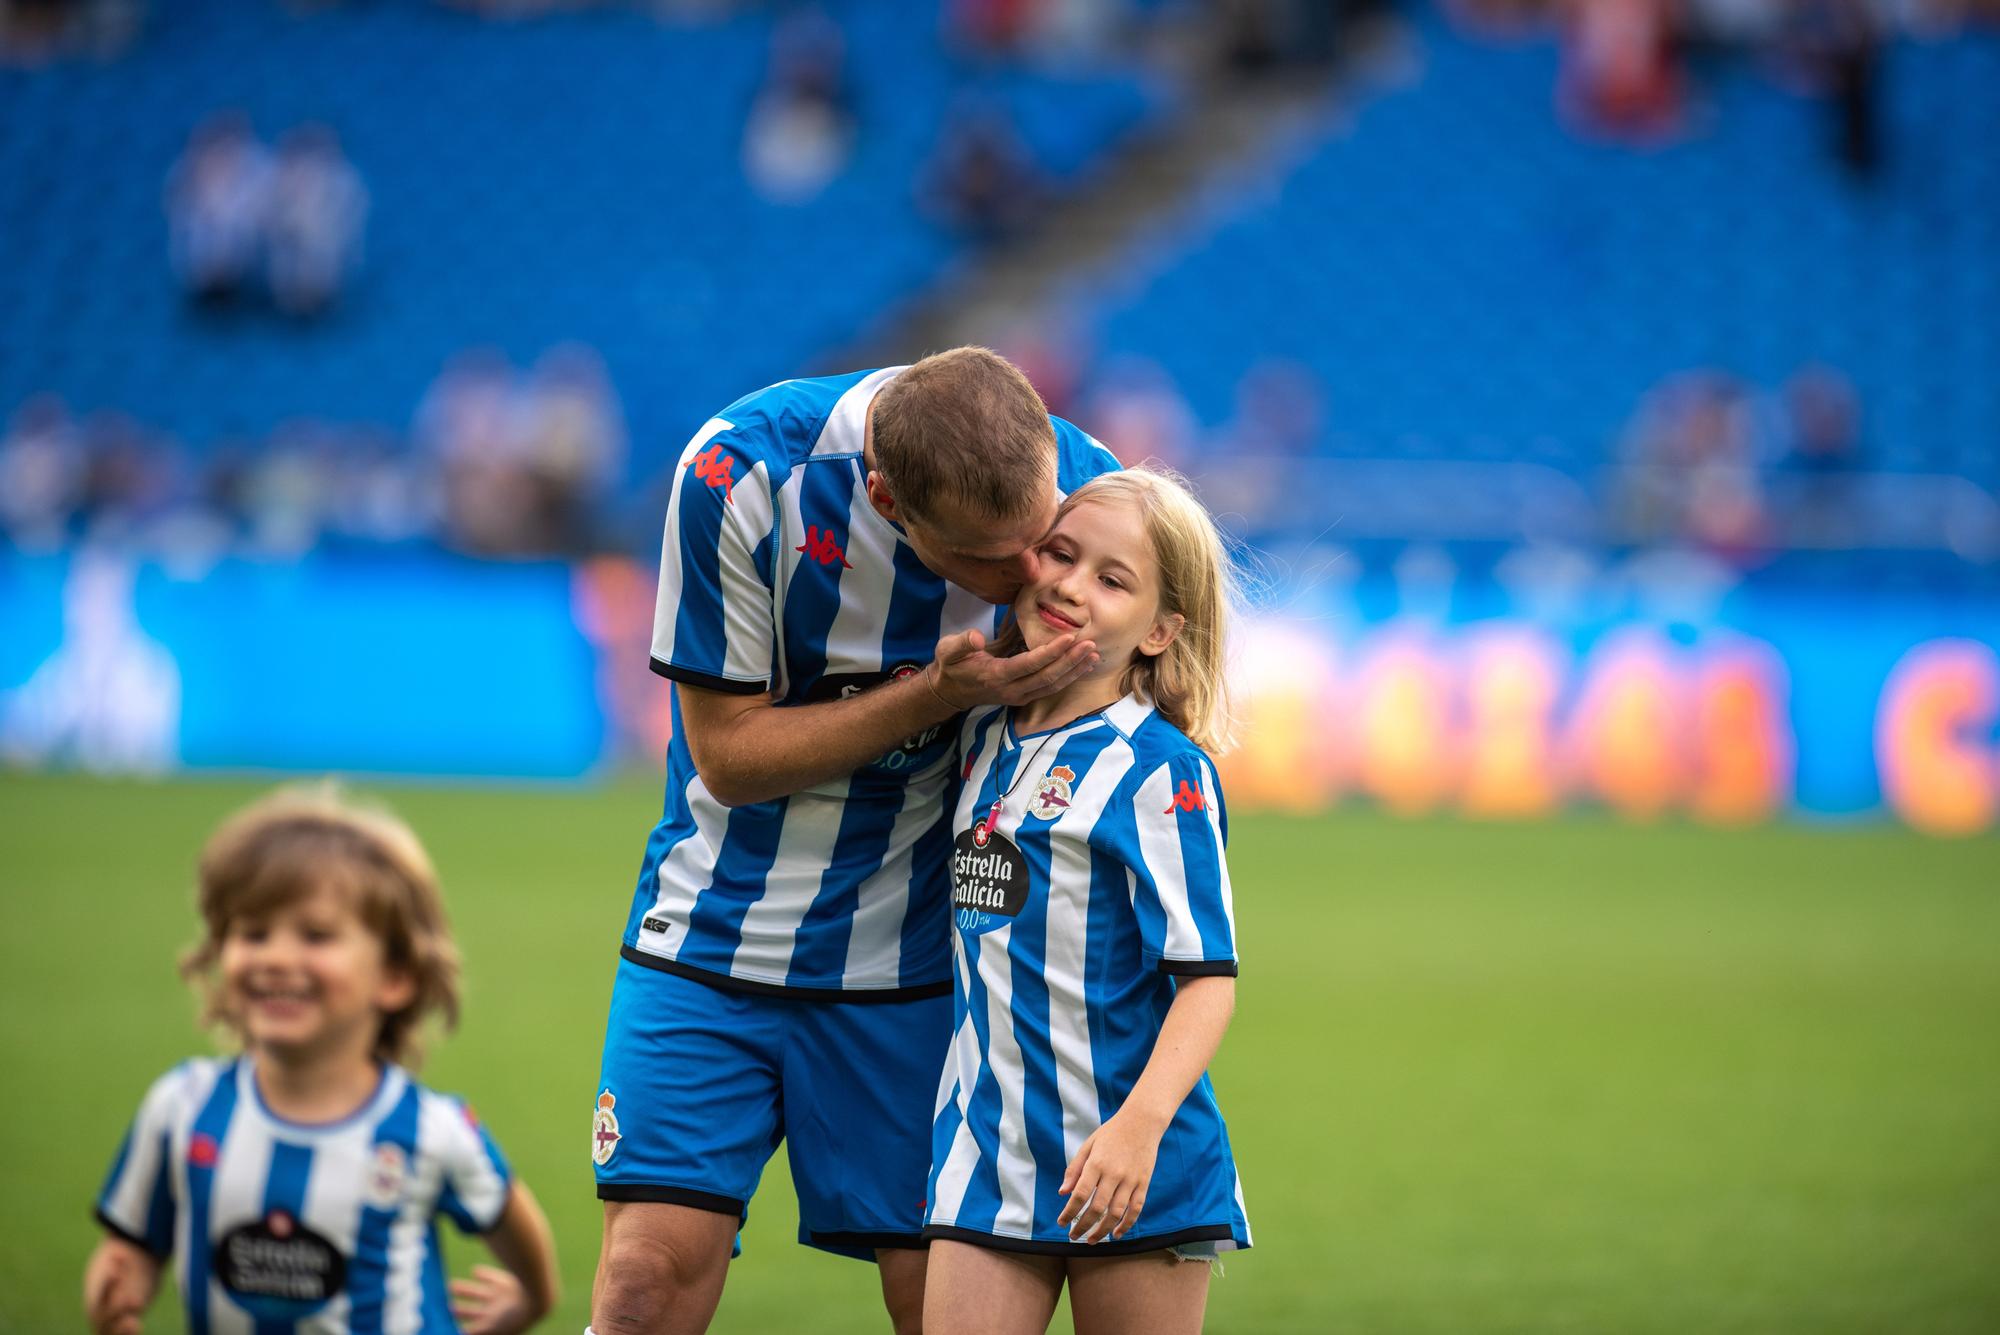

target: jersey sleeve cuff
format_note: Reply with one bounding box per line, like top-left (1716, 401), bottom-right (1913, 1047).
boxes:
top-left (93, 1207), bottom-right (170, 1259)
top-left (1156, 957), bottom-right (1239, 978)
top-left (649, 657), bottom-right (770, 695)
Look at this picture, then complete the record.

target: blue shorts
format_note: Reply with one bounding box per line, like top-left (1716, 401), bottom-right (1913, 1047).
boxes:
top-left (593, 955), bottom-right (953, 1260)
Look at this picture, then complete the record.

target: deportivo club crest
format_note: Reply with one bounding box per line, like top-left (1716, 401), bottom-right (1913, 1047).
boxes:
top-left (592, 1090), bottom-right (621, 1166)
top-left (1028, 765), bottom-right (1076, 821)
top-left (364, 1142), bottom-right (407, 1211)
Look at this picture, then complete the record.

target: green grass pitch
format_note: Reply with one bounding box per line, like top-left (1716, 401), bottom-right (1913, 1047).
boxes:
top-left (3, 771), bottom-right (1997, 1334)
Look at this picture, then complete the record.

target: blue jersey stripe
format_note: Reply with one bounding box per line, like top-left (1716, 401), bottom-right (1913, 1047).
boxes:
top-left (1103, 796), bottom-right (1173, 970)
top-left (98, 1126), bottom-right (133, 1212)
top-left (784, 788), bottom-right (900, 985)
top-left (956, 932), bottom-right (1007, 1232)
top-left (346, 1081), bottom-right (423, 1335)
top-left (776, 460), bottom-right (861, 701)
top-left (1007, 805), bottom-right (1069, 1231)
top-left (184, 1060), bottom-right (243, 1335)
top-left (418, 1223), bottom-right (456, 1332)
top-left (141, 1127), bottom-right (176, 1257)
top-left (1084, 846), bottom-right (1138, 1125)
top-left (881, 540), bottom-right (943, 665)
top-left (623, 709), bottom-right (699, 944)
top-left (899, 813), bottom-right (956, 987)
top-left (676, 798), bottom-right (790, 975)
top-left (253, 1139), bottom-right (315, 1335)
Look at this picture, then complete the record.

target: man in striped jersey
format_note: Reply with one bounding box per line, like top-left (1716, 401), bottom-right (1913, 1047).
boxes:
top-left (591, 349), bottom-right (1120, 1335)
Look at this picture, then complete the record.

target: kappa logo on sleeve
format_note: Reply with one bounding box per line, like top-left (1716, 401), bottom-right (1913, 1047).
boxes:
top-left (690, 443), bottom-right (735, 503)
top-left (1164, 779), bottom-right (1206, 815)
top-left (592, 1090), bottom-right (622, 1166)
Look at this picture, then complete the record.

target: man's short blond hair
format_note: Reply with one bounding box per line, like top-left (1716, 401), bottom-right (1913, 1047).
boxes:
top-left (869, 347), bottom-right (1057, 524)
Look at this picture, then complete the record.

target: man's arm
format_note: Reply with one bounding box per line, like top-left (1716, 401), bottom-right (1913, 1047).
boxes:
top-left (681, 627), bottom-right (1098, 807)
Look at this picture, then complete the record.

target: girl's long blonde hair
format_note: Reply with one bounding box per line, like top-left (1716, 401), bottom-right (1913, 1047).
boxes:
top-left (1051, 466), bottom-right (1241, 754)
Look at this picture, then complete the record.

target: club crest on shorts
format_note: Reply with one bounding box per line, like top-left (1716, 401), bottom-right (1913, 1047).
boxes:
top-left (364, 1142), bottom-right (407, 1210)
top-left (1028, 765), bottom-right (1075, 821)
top-left (592, 1089), bottom-right (621, 1166)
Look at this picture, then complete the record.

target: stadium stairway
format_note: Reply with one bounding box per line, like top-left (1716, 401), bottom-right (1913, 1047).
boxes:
top-left (846, 9), bottom-right (1394, 362)
top-left (1047, 7), bottom-right (2000, 496)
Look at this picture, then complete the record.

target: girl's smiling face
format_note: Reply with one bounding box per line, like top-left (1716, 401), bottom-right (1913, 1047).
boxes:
top-left (219, 884), bottom-right (415, 1064)
top-left (1015, 497), bottom-right (1182, 679)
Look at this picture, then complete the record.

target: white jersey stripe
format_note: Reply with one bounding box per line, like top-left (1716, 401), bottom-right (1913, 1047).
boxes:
top-left (929, 1086), bottom-right (982, 1223)
top-left (719, 458), bottom-right (778, 684)
top-left (843, 775), bottom-right (933, 987)
top-left (637, 767), bottom-right (729, 961)
top-left (977, 922), bottom-right (1038, 1237)
top-left (1042, 735), bottom-right (1130, 1163)
top-left (726, 774), bottom-right (854, 985)
top-left (1132, 762), bottom-right (1208, 963)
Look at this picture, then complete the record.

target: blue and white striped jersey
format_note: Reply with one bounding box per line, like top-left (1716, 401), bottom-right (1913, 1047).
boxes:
top-left (627, 368), bottom-right (1121, 998)
top-left (95, 1057), bottom-right (512, 1335)
top-left (926, 694), bottom-right (1252, 1254)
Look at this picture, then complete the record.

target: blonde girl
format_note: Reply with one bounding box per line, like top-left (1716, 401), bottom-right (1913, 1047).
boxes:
top-left (923, 468), bottom-right (1250, 1335)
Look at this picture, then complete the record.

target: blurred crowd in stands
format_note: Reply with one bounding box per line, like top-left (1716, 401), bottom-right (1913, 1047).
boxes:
top-left (1450, 0), bottom-right (2000, 169)
top-left (167, 113), bottom-right (368, 318)
top-left (6, 0), bottom-right (1996, 571)
top-left (0, 345), bottom-right (624, 565)
top-left (1023, 335), bottom-right (1890, 563)
top-left (0, 331), bottom-right (1899, 568)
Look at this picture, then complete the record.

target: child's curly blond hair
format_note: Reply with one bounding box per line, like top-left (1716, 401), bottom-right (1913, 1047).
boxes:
top-left (180, 784), bottom-right (461, 1068)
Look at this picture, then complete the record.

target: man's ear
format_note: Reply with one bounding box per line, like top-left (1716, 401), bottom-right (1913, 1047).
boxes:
top-left (1139, 612), bottom-right (1185, 658)
top-left (865, 470), bottom-right (901, 523)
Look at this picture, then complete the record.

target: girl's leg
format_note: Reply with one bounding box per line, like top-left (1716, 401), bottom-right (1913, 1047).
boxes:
top-left (1066, 1250), bottom-right (1213, 1335)
top-left (924, 1239), bottom-right (1067, 1335)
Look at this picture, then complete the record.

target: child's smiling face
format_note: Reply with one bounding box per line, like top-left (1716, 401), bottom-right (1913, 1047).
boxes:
top-left (1014, 497), bottom-right (1182, 679)
top-left (219, 884), bottom-right (414, 1065)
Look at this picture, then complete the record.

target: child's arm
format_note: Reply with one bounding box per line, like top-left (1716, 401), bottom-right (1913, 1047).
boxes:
top-left (82, 1235), bottom-right (161, 1335)
top-left (449, 1181), bottom-right (560, 1335)
top-left (1057, 974), bottom-right (1237, 1244)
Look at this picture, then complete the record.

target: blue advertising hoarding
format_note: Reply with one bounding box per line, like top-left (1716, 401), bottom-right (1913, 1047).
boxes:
top-left (3, 550), bottom-right (1997, 833)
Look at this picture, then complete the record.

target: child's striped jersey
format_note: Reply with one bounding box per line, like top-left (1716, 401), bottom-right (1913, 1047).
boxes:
top-left (629, 368), bottom-right (1120, 999)
top-left (96, 1057), bottom-right (511, 1334)
top-left (925, 693), bottom-right (1252, 1254)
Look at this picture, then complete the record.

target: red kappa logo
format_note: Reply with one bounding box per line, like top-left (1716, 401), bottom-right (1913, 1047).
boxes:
top-left (189, 1133), bottom-right (219, 1168)
top-left (796, 526), bottom-right (853, 568)
top-left (690, 444), bottom-right (735, 503)
top-left (1164, 780), bottom-right (1206, 815)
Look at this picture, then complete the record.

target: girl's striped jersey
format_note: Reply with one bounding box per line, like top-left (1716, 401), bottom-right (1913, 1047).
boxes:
top-left (95, 1058), bottom-right (511, 1335)
top-left (925, 694), bottom-right (1252, 1255)
top-left (628, 368), bottom-right (1120, 999)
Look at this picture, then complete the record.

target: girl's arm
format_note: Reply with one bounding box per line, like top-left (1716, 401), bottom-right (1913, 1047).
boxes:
top-left (82, 1235), bottom-right (161, 1335)
top-left (449, 1182), bottom-right (560, 1335)
top-left (1056, 974), bottom-right (1236, 1244)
